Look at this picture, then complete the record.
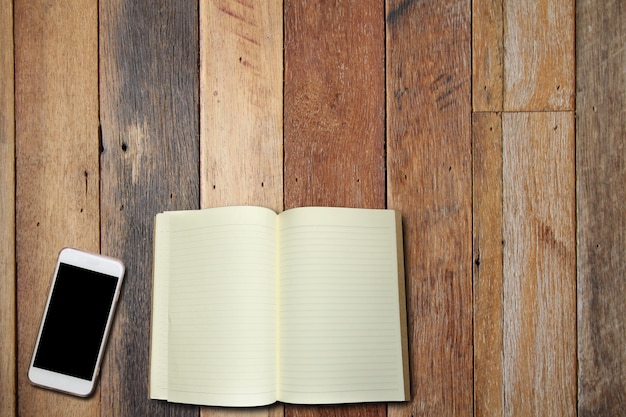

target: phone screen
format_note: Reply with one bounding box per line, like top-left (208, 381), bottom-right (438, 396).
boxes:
top-left (33, 263), bottom-right (119, 380)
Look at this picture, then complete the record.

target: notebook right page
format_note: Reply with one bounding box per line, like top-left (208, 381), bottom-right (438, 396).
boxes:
top-left (277, 207), bottom-right (409, 404)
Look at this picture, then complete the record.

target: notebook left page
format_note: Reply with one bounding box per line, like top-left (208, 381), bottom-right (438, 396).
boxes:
top-left (151, 206), bottom-right (278, 407)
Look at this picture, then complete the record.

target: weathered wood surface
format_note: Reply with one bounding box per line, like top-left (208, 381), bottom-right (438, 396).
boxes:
top-left (472, 0), bottom-right (578, 415)
top-left (386, 1), bottom-right (473, 416)
top-left (14, 1), bottom-right (100, 416)
top-left (200, 0), bottom-right (283, 214)
top-left (577, 0), bottom-right (626, 415)
top-left (99, 1), bottom-right (200, 416)
top-left (472, 0), bottom-right (504, 111)
top-left (472, 112), bottom-right (503, 417)
top-left (0, 1), bottom-right (15, 415)
top-left (6, 0), bottom-right (625, 416)
top-left (284, 0), bottom-right (386, 211)
top-left (503, 112), bottom-right (576, 416)
top-left (503, 0), bottom-right (575, 111)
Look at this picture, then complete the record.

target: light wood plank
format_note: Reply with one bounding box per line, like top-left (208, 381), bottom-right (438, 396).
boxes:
top-left (502, 112), bottom-right (576, 416)
top-left (199, 1), bottom-right (283, 415)
top-left (504, 0), bottom-right (575, 111)
top-left (472, 112), bottom-right (503, 417)
top-left (200, 0), bottom-right (283, 214)
top-left (0, 0), bottom-right (16, 415)
top-left (98, 1), bottom-right (200, 415)
top-left (14, 0), bottom-right (99, 415)
top-left (284, 1), bottom-right (385, 417)
top-left (577, 0), bottom-right (626, 414)
top-left (386, 0), bottom-right (473, 415)
top-left (472, 0), bottom-right (504, 111)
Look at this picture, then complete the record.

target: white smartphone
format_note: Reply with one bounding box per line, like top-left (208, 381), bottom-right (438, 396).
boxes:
top-left (28, 247), bottom-right (125, 397)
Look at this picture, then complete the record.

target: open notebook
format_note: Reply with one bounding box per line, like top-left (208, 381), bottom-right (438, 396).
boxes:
top-left (150, 206), bottom-right (409, 407)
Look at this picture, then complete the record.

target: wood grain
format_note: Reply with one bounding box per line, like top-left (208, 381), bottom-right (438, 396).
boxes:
top-left (472, 112), bottom-right (503, 417)
top-left (0, 0), bottom-right (15, 415)
top-left (577, 0), bottom-right (626, 414)
top-left (386, 0), bottom-right (473, 415)
top-left (99, 1), bottom-right (200, 415)
top-left (284, 0), bottom-right (385, 211)
top-left (200, 0), bottom-right (283, 213)
top-left (284, 1), bottom-right (385, 416)
top-left (472, 0), bottom-right (504, 111)
top-left (502, 112), bottom-right (576, 416)
top-left (504, 0), bottom-right (575, 111)
top-left (14, 0), bottom-right (100, 415)
top-left (199, 1), bottom-right (283, 416)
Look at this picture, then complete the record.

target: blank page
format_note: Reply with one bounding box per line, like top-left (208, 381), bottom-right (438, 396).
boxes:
top-left (154, 206), bottom-right (278, 407)
top-left (277, 207), bottom-right (408, 404)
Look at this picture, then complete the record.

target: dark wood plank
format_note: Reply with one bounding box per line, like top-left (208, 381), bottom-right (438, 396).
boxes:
top-left (284, 1), bottom-right (385, 416)
top-left (14, 1), bottom-right (100, 415)
top-left (0, 0), bottom-right (15, 415)
top-left (386, 0), bottom-right (473, 415)
top-left (99, 1), bottom-right (200, 415)
top-left (472, 112), bottom-right (503, 417)
top-left (577, 0), bottom-right (626, 414)
top-left (502, 112), bottom-right (576, 416)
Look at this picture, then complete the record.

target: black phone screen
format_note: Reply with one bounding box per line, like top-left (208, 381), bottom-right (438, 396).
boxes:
top-left (33, 263), bottom-right (119, 380)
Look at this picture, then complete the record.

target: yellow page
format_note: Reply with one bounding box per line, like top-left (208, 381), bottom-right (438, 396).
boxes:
top-left (155, 206), bottom-right (278, 407)
top-left (277, 207), bottom-right (408, 404)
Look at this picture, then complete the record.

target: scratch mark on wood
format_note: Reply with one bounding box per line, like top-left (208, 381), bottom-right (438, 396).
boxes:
top-left (432, 73), bottom-right (460, 110)
top-left (217, 1), bottom-right (257, 27)
top-left (394, 87), bottom-right (409, 110)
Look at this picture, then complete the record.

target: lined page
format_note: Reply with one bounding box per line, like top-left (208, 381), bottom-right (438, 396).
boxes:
top-left (277, 207), bottom-right (408, 404)
top-left (162, 206), bottom-right (278, 406)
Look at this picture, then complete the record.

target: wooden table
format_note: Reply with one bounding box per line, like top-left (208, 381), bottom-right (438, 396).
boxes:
top-left (2, 1), bottom-right (624, 416)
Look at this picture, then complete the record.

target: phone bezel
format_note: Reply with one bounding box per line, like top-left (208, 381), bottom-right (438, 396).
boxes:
top-left (28, 247), bottom-right (125, 397)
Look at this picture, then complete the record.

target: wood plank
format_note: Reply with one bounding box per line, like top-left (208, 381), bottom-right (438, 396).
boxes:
top-left (386, 0), bottom-right (473, 415)
top-left (502, 112), bottom-right (576, 416)
top-left (576, 0), bottom-right (626, 414)
top-left (199, 1), bottom-right (283, 416)
top-left (200, 0), bottom-right (283, 213)
top-left (14, 0), bottom-right (100, 415)
top-left (472, 0), bottom-right (504, 111)
top-left (98, 1), bottom-right (200, 415)
top-left (284, 1), bottom-right (385, 416)
top-left (503, 0), bottom-right (575, 111)
top-left (284, 0), bottom-right (386, 210)
top-left (472, 112), bottom-right (503, 417)
top-left (0, 0), bottom-right (15, 415)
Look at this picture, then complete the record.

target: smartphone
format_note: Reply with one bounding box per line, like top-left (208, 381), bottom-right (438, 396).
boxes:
top-left (28, 247), bottom-right (125, 397)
